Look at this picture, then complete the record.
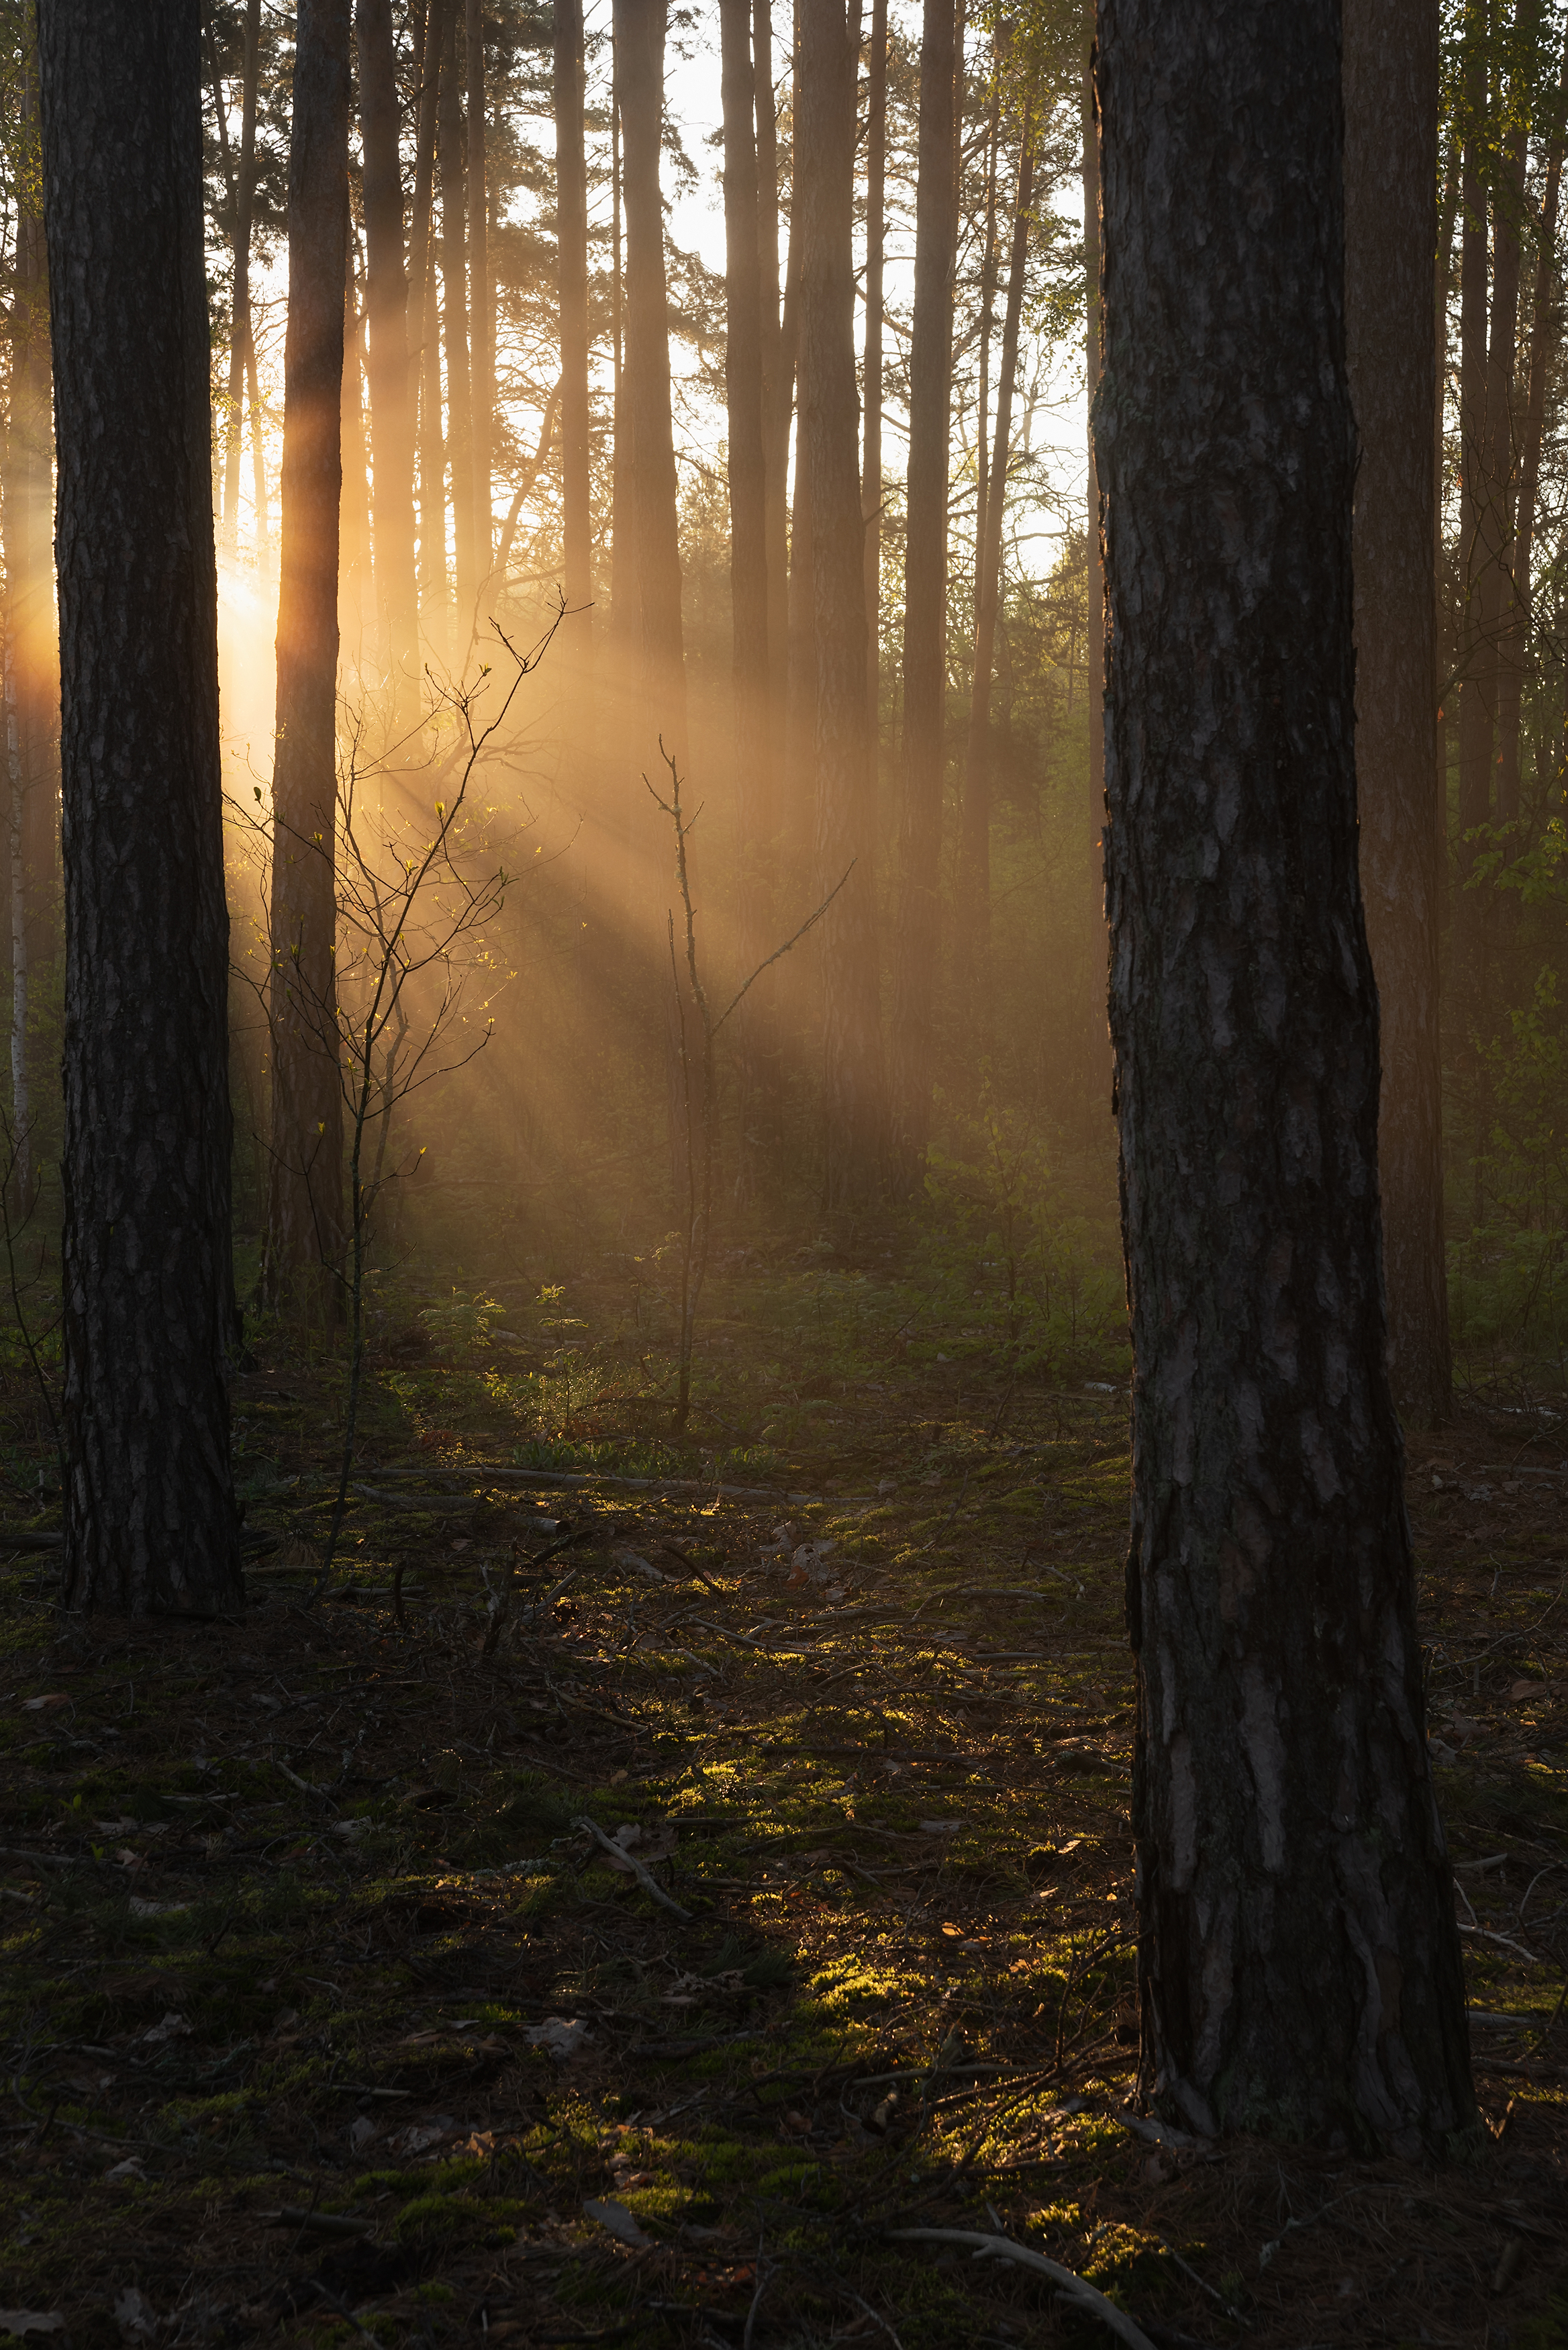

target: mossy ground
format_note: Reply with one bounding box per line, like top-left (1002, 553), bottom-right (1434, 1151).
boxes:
top-left (0, 1243), bottom-right (1564, 2346)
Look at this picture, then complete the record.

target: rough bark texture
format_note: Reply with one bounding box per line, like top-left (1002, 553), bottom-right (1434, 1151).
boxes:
top-left (889, 0), bottom-right (957, 1182)
top-left (264, 0), bottom-right (350, 1317)
top-left (1479, 123), bottom-right (1524, 832)
top-left (800, 0), bottom-right (883, 1209)
top-left (39, 0), bottom-right (241, 1615)
top-left (554, 0), bottom-right (592, 659)
top-left (1097, 0), bottom-right (1475, 2153)
top-left (1084, 39), bottom-right (1104, 863)
top-left (757, 0), bottom-right (789, 741)
top-left (356, 0), bottom-right (420, 723)
top-left (1344, 0), bottom-right (1451, 1429)
top-left (1455, 105), bottom-right (1488, 1014)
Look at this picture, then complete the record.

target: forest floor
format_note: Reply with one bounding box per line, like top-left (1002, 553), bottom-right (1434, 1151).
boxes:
top-left (0, 1242), bottom-right (1565, 2350)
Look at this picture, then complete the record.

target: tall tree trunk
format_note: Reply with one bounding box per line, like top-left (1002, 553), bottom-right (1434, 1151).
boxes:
top-left (39, 0), bottom-right (241, 1615)
top-left (800, 0), bottom-right (882, 1207)
top-left (356, 0), bottom-right (420, 724)
top-left (222, 0), bottom-right (260, 553)
top-left (957, 128), bottom-right (1033, 1013)
top-left (757, 0), bottom-right (790, 743)
top-left (1479, 120), bottom-right (1526, 830)
top-left (722, 0), bottom-right (771, 1134)
top-left (3, 44), bottom-right (51, 1215)
top-left (1498, 20), bottom-right (1568, 827)
top-left (411, 0), bottom-right (448, 631)
top-left (439, 1), bottom-right (476, 638)
top-left (862, 0), bottom-right (887, 748)
top-left (466, 0), bottom-right (492, 581)
top-left (971, 75), bottom-right (1000, 624)
top-left (1455, 85), bottom-right (1490, 1031)
top-left (616, 0), bottom-right (687, 761)
top-left (1344, 0), bottom-right (1452, 1429)
top-left (781, 6), bottom-right (814, 902)
top-left (1084, 33), bottom-right (1104, 861)
top-left (264, 0), bottom-right (350, 1318)
top-left (554, 0), bottom-right (593, 663)
top-left (340, 253), bottom-right (373, 659)
top-left (888, 0), bottom-right (957, 1182)
top-left (1097, 0), bottom-right (1474, 2153)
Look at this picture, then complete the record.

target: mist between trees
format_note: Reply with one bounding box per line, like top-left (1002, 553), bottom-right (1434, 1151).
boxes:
top-left (3, 0), bottom-right (1567, 2175)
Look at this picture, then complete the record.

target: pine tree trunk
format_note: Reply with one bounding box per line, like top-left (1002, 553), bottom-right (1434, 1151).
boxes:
top-left (439, 2), bottom-right (476, 639)
top-left (799, 0), bottom-right (882, 1207)
top-left (554, 0), bottom-right (593, 661)
top-left (340, 258), bottom-right (373, 661)
top-left (862, 0), bottom-right (887, 748)
top-left (889, 0), bottom-right (957, 1182)
top-left (1455, 101), bottom-right (1489, 1039)
top-left (722, 0), bottom-right (771, 1134)
top-left (411, 0), bottom-right (448, 630)
top-left (958, 128), bottom-right (1033, 1016)
top-left (465, 0), bottom-right (491, 581)
top-left (39, 0), bottom-right (241, 1615)
top-left (757, 0), bottom-right (790, 746)
top-left (222, 0), bottom-right (260, 553)
top-left (616, 0), bottom-right (687, 762)
top-left (1098, 0), bottom-right (1475, 2153)
top-left (1344, 0), bottom-right (1451, 1429)
top-left (264, 0), bottom-right (350, 1319)
top-left (1084, 32), bottom-right (1104, 867)
top-left (356, 0), bottom-right (420, 724)
top-left (1498, 20), bottom-right (1568, 831)
top-left (3, 43), bottom-right (52, 1215)
top-left (1480, 123), bottom-right (1525, 831)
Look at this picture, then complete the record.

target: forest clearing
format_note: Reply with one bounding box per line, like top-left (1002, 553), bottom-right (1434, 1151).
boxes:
top-left (1, 0), bottom-right (1568, 2340)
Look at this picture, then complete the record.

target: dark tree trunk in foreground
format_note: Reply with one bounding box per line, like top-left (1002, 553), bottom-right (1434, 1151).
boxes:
top-left (1344, 0), bottom-right (1451, 1429)
top-left (39, 0), bottom-right (240, 1615)
top-left (1097, 0), bottom-right (1475, 2152)
top-left (264, 0), bottom-right (350, 1317)
top-left (356, 0), bottom-right (420, 726)
top-left (800, 0), bottom-right (883, 1208)
top-left (554, 0), bottom-right (593, 663)
top-left (889, 0), bottom-right (957, 1182)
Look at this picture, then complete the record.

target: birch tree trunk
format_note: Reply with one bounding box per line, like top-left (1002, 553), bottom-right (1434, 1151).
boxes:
top-left (264, 0), bottom-right (350, 1319)
top-left (39, 0), bottom-right (241, 1615)
top-left (356, 0), bottom-right (420, 725)
top-left (1098, 0), bottom-right (1475, 2153)
top-left (889, 0), bottom-right (957, 1183)
top-left (1344, 0), bottom-right (1451, 1427)
top-left (800, 0), bottom-right (883, 1207)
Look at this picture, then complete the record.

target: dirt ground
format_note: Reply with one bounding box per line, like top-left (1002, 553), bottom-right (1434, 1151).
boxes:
top-left (0, 1264), bottom-right (1563, 2350)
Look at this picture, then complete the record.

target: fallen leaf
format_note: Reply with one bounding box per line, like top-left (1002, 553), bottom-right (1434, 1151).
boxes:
top-left (20, 1695), bottom-right (68, 1713)
top-left (0, 2318), bottom-right (64, 2340)
top-left (139, 2013), bottom-right (191, 2045)
top-left (348, 2116), bottom-right (377, 2153)
top-left (920, 1820), bottom-right (964, 1836)
top-left (1511, 1679), bottom-right (1550, 1702)
top-left (102, 2159), bottom-right (146, 2182)
top-left (583, 2197), bottom-right (651, 2249)
top-left (387, 2116), bottom-right (454, 2156)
